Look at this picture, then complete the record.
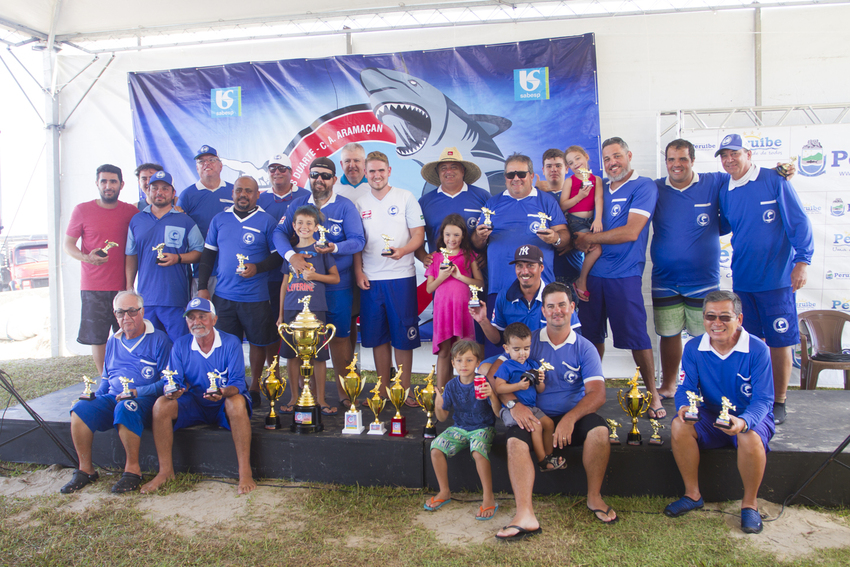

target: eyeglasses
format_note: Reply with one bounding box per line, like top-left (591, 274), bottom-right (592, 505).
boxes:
top-left (268, 165), bottom-right (291, 173)
top-left (114, 308), bottom-right (142, 317)
top-left (505, 171), bottom-right (529, 179)
top-left (703, 314), bottom-right (735, 322)
top-left (196, 158), bottom-right (220, 165)
top-left (310, 171), bottom-right (334, 180)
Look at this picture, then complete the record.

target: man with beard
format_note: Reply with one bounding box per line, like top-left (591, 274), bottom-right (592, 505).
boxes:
top-left (134, 163), bottom-right (163, 211)
top-left (65, 164), bottom-right (140, 374)
top-left (333, 142), bottom-right (370, 203)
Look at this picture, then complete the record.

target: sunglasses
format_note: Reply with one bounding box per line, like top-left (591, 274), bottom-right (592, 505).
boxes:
top-left (268, 165), bottom-right (291, 173)
top-left (114, 308), bottom-right (142, 317)
top-left (703, 314), bottom-right (735, 322)
top-left (310, 171), bottom-right (334, 180)
top-left (505, 171), bottom-right (529, 179)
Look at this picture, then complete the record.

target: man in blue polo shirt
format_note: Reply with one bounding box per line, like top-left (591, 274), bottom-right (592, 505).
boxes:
top-left (61, 291), bottom-right (172, 495)
top-left (141, 297), bottom-right (255, 495)
top-left (717, 133), bottom-right (813, 425)
top-left (125, 170), bottom-right (204, 341)
top-left (574, 137), bottom-right (663, 419)
top-left (664, 290), bottom-right (774, 534)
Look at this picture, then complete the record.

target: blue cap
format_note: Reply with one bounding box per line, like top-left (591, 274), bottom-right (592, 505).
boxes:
top-left (184, 297), bottom-right (216, 317)
top-left (194, 145), bottom-right (218, 160)
top-left (715, 134), bottom-right (745, 157)
top-left (150, 170), bottom-right (173, 187)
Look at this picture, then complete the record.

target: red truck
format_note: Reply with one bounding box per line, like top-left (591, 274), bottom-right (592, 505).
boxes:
top-left (1, 239), bottom-right (49, 291)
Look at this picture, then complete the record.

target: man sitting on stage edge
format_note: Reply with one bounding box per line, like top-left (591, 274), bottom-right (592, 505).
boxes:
top-left (141, 297), bottom-right (256, 495)
top-left (61, 291), bottom-right (172, 494)
top-left (665, 290), bottom-right (774, 534)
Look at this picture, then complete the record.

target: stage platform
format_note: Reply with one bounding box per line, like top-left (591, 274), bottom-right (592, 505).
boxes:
top-left (1, 384), bottom-right (848, 505)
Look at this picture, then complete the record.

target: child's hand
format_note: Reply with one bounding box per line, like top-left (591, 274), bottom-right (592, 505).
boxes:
top-left (577, 184), bottom-right (592, 200)
top-left (301, 265), bottom-right (317, 281)
top-left (591, 219), bottom-right (603, 233)
top-left (538, 369), bottom-right (546, 383)
top-left (478, 381), bottom-right (492, 397)
top-left (519, 378), bottom-right (531, 390)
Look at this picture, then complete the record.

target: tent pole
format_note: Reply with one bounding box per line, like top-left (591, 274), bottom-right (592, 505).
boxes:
top-left (43, 49), bottom-right (63, 358)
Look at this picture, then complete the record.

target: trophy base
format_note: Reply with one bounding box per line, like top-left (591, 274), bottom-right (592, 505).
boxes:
top-left (627, 432), bottom-right (642, 446)
top-left (649, 437), bottom-right (664, 446)
top-left (93, 249), bottom-right (108, 258)
top-left (342, 410), bottom-right (365, 434)
top-left (163, 385), bottom-right (179, 395)
top-left (468, 300), bottom-right (481, 308)
top-left (79, 393), bottom-right (96, 401)
top-left (684, 412), bottom-right (699, 422)
top-left (367, 421), bottom-right (386, 435)
top-left (265, 414), bottom-right (281, 430)
top-left (381, 251), bottom-right (393, 257)
top-left (291, 404), bottom-right (323, 433)
top-left (117, 393), bottom-right (136, 401)
top-left (609, 438), bottom-right (620, 445)
top-left (715, 419), bottom-right (732, 430)
top-left (423, 426), bottom-right (437, 439)
top-left (156, 258), bottom-right (167, 264)
top-left (236, 268), bottom-right (245, 275)
top-left (389, 416), bottom-right (407, 437)
top-left (205, 388), bottom-right (221, 397)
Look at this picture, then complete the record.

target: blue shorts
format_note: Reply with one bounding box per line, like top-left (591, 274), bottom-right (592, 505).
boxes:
top-left (326, 287), bottom-right (353, 338)
top-left (71, 394), bottom-right (157, 438)
top-left (146, 306), bottom-right (190, 342)
top-left (693, 409), bottom-right (774, 453)
top-left (173, 393), bottom-right (252, 431)
top-left (735, 287), bottom-right (800, 348)
top-left (651, 282), bottom-right (719, 337)
top-left (360, 277), bottom-right (420, 350)
top-left (578, 275), bottom-right (652, 350)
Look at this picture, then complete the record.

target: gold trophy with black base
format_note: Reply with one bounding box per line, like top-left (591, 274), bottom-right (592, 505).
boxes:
top-left (278, 295), bottom-right (336, 434)
top-left (386, 365), bottom-right (409, 437)
top-left (79, 375), bottom-right (97, 401)
top-left (414, 365), bottom-right (437, 438)
top-left (617, 368), bottom-right (651, 446)
top-left (93, 240), bottom-right (117, 258)
top-left (260, 355), bottom-right (286, 430)
top-left (340, 354), bottom-right (367, 434)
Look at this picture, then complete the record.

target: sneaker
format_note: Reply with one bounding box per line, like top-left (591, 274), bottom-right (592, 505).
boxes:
top-left (773, 402), bottom-right (786, 425)
top-left (664, 495), bottom-right (704, 518)
top-left (741, 508), bottom-right (763, 534)
top-left (250, 391), bottom-right (262, 409)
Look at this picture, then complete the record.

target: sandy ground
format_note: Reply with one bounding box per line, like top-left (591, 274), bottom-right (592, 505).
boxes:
top-left (1, 466), bottom-right (848, 559)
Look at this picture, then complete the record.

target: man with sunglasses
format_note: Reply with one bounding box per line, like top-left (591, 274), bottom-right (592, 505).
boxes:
top-left (61, 291), bottom-right (172, 495)
top-left (665, 290), bottom-right (774, 534)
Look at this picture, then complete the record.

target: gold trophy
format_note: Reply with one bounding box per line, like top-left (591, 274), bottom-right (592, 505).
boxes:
top-left (260, 355), bottom-right (286, 430)
top-left (534, 211), bottom-right (552, 232)
top-left (93, 239), bottom-right (117, 258)
top-left (366, 382), bottom-right (388, 435)
top-left (439, 247), bottom-right (454, 270)
top-left (386, 365), bottom-right (410, 437)
top-left (316, 225), bottom-right (329, 248)
top-left (468, 284), bottom-right (483, 308)
top-left (606, 418), bottom-right (622, 445)
top-left (205, 370), bottom-right (222, 396)
top-left (339, 354), bottom-right (367, 434)
top-left (79, 375), bottom-right (97, 401)
top-left (414, 365), bottom-right (438, 438)
top-left (278, 295), bottom-right (336, 433)
top-left (715, 396), bottom-right (736, 430)
top-left (649, 419), bottom-right (665, 445)
top-left (577, 167), bottom-right (593, 189)
top-left (380, 234), bottom-right (394, 256)
top-left (162, 368), bottom-right (180, 395)
top-left (685, 390), bottom-right (703, 422)
top-left (779, 156), bottom-right (797, 178)
top-left (152, 243), bottom-right (167, 264)
top-left (117, 376), bottom-right (135, 400)
top-left (539, 359), bottom-right (554, 374)
top-left (481, 207), bottom-right (495, 229)
top-left (616, 368), bottom-right (651, 446)
top-left (236, 253), bottom-right (249, 274)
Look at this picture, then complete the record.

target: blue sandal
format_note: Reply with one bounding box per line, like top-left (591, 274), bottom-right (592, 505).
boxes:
top-left (664, 495), bottom-right (704, 517)
top-left (741, 508), bottom-right (763, 534)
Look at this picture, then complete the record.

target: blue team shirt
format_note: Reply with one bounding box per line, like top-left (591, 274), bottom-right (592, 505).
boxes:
top-left (205, 206), bottom-right (278, 302)
top-left (440, 376), bottom-right (495, 431)
top-left (177, 182), bottom-right (234, 277)
top-left (494, 358), bottom-right (540, 408)
top-left (591, 174), bottom-right (657, 279)
top-left (419, 184), bottom-right (491, 252)
top-left (257, 186), bottom-right (308, 224)
top-left (126, 208), bottom-right (204, 307)
top-left (651, 172), bottom-right (728, 287)
top-left (675, 329), bottom-right (774, 431)
top-left (168, 329), bottom-right (247, 408)
top-left (719, 166), bottom-right (814, 292)
top-left (491, 279), bottom-right (581, 332)
top-left (273, 193), bottom-right (364, 292)
top-left (282, 244), bottom-right (337, 312)
top-left (530, 327), bottom-right (604, 417)
top-left (95, 320), bottom-right (172, 398)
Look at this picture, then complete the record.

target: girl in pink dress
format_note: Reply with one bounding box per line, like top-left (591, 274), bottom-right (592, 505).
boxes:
top-left (425, 214), bottom-right (485, 389)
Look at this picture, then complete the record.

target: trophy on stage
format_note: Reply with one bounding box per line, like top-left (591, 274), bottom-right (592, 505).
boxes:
top-left (79, 375), bottom-right (96, 401)
top-left (152, 243), bottom-right (167, 264)
top-left (577, 167), bottom-right (593, 189)
top-left (93, 240), bottom-right (117, 258)
top-left (339, 354), bottom-right (367, 434)
top-left (236, 254), bottom-right (249, 275)
top-left (205, 370), bottom-right (222, 396)
top-left (779, 156), bottom-right (797, 178)
top-left (649, 419), bottom-right (665, 445)
top-left (534, 211), bottom-right (553, 232)
top-left (260, 355), bottom-right (286, 430)
top-left (278, 295), bottom-right (336, 433)
top-left (617, 368), bottom-right (651, 445)
top-left (715, 396), bottom-right (736, 430)
top-left (366, 382), bottom-right (387, 435)
top-left (380, 234), bottom-right (394, 256)
top-left (118, 376), bottom-right (135, 400)
top-left (439, 247), bottom-right (454, 270)
top-left (684, 391), bottom-right (703, 422)
top-left (606, 418), bottom-right (622, 445)
top-left (481, 207), bottom-right (495, 229)
top-left (386, 365), bottom-right (410, 437)
top-left (414, 365), bottom-right (438, 439)
top-left (468, 284), bottom-right (483, 308)
top-left (162, 368), bottom-right (180, 395)
top-left (316, 225), bottom-right (329, 248)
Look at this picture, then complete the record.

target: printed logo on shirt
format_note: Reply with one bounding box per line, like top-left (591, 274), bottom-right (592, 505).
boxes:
top-left (215, 368), bottom-right (229, 386)
top-left (611, 204), bottom-right (622, 217)
top-left (388, 205), bottom-right (400, 216)
top-left (467, 216), bottom-right (478, 230)
top-left (562, 361), bottom-right (580, 384)
top-left (740, 383), bottom-right (753, 397)
top-left (164, 226), bottom-right (186, 248)
top-left (243, 232), bottom-right (255, 245)
top-left (529, 220), bottom-right (542, 233)
top-left (124, 400), bottom-right (139, 412)
top-left (697, 213), bottom-right (710, 227)
top-left (141, 365), bottom-right (155, 380)
top-left (762, 209), bottom-right (776, 223)
top-left (773, 317), bottom-right (789, 333)
top-left (330, 223), bottom-right (342, 236)
top-left (361, 210), bottom-right (372, 220)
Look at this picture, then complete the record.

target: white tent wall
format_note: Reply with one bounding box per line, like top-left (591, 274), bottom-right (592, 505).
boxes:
top-left (49, 5), bottom-right (849, 380)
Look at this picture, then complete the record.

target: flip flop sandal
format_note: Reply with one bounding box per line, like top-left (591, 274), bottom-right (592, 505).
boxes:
top-left (404, 396), bottom-right (419, 408)
top-left (476, 503), bottom-right (499, 520)
top-left (538, 453), bottom-right (567, 472)
top-left (320, 405), bottom-right (338, 416)
top-left (588, 506), bottom-right (619, 524)
top-left (111, 472), bottom-right (142, 494)
top-left (572, 283), bottom-right (590, 302)
top-left (424, 497), bottom-right (450, 511)
top-left (60, 469), bottom-right (99, 494)
top-left (495, 525), bottom-right (543, 541)
top-left (279, 404), bottom-right (295, 415)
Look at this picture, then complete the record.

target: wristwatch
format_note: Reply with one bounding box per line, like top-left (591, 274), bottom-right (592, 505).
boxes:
top-left (505, 400), bottom-right (517, 409)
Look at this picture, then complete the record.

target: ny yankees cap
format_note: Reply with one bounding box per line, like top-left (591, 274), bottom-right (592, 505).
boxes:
top-left (184, 297), bottom-right (216, 317)
top-left (310, 156), bottom-right (336, 175)
top-left (150, 170), bottom-right (173, 187)
top-left (194, 145), bottom-right (219, 160)
top-left (509, 244), bottom-right (544, 265)
top-left (714, 134), bottom-right (745, 157)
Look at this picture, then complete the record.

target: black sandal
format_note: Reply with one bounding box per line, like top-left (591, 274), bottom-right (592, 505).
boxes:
top-left (538, 453), bottom-right (567, 472)
top-left (60, 469), bottom-right (99, 494)
top-left (111, 472), bottom-right (142, 494)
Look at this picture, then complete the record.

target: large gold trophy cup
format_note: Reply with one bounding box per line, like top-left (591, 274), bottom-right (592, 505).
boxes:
top-left (414, 365), bottom-right (437, 438)
top-left (260, 355), bottom-right (286, 430)
top-left (277, 296), bottom-right (336, 433)
top-left (386, 365), bottom-right (410, 437)
top-left (339, 354), bottom-right (367, 434)
top-left (616, 368), bottom-right (652, 446)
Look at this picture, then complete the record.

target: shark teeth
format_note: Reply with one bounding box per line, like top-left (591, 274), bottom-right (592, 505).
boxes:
top-left (374, 102), bottom-right (431, 157)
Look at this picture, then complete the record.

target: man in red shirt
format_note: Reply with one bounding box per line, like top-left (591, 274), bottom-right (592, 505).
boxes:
top-left (64, 164), bottom-right (139, 374)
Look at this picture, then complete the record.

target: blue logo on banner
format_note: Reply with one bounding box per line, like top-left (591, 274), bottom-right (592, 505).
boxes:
top-left (514, 68), bottom-right (549, 101)
top-left (211, 87), bottom-right (241, 117)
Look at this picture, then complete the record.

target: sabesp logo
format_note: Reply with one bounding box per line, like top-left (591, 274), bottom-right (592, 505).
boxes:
top-left (211, 87), bottom-right (242, 117)
top-left (514, 68), bottom-right (549, 101)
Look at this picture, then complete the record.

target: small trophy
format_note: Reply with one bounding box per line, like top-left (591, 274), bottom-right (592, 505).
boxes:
top-left (79, 375), bottom-right (96, 401)
top-left (93, 240), bottom-right (117, 258)
top-left (715, 396), bottom-right (736, 430)
top-left (539, 359), bottom-right (554, 374)
top-left (339, 354), bottom-right (367, 434)
top-left (205, 370), bottom-right (222, 396)
top-left (468, 284), bottom-right (483, 308)
top-left (162, 368), bottom-right (180, 395)
top-left (118, 376), bottom-right (135, 400)
top-left (481, 207), bottom-right (495, 229)
top-left (386, 365), bottom-right (410, 437)
top-left (534, 211), bottom-right (553, 232)
top-left (380, 234), bottom-right (394, 256)
top-left (414, 365), bottom-right (438, 438)
top-left (236, 254), bottom-right (249, 275)
top-left (260, 355), bottom-right (286, 430)
top-left (577, 167), bottom-right (593, 189)
top-left (366, 382), bottom-right (387, 435)
top-left (439, 247), bottom-right (454, 270)
top-left (684, 391), bottom-right (703, 422)
top-left (779, 156), bottom-right (797, 178)
top-left (152, 243), bottom-right (167, 264)
top-left (606, 418), bottom-right (621, 445)
top-left (316, 225), bottom-right (329, 248)
top-left (649, 419), bottom-right (665, 445)
top-left (616, 368), bottom-right (651, 445)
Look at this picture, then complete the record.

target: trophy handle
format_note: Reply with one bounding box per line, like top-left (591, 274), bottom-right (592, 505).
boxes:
top-left (641, 391), bottom-right (653, 415)
top-left (413, 385), bottom-right (422, 407)
top-left (317, 323), bottom-right (336, 353)
top-left (616, 390), bottom-right (627, 413)
top-left (277, 323), bottom-right (297, 354)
